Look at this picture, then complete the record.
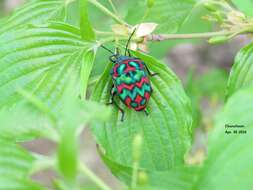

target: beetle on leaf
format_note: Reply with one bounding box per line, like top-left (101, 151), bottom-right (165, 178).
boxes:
top-left (100, 28), bottom-right (158, 121)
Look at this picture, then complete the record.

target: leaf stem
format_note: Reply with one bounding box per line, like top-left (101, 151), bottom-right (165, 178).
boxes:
top-left (79, 162), bottom-right (112, 190)
top-left (95, 30), bottom-right (114, 36)
top-left (65, 0), bottom-right (75, 5)
top-left (147, 30), bottom-right (235, 41)
top-left (88, 0), bottom-right (128, 26)
top-left (107, 0), bottom-right (118, 15)
top-left (131, 161), bottom-right (139, 189)
top-left (88, 75), bottom-right (100, 86)
top-left (30, 154), bottom-right (55, 175)
top-left (98, 28), bottom-right (253, 47)
top-left (98, 31), bottom-right (232, 45)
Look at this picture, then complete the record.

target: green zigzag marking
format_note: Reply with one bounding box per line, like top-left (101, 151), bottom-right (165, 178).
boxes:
top-left (129, 61), bottom-right (140, 69)
top-left (119, 83), bottom-right (151, 100)
top-left (117, 64), bottom-right (126, 75)
top-left (114, 70), bottom-right (146, 85)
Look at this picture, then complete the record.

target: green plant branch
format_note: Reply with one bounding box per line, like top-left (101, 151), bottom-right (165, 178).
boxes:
top-left (97, 28), bottom-right (253, 47)
top-left (97, 31), bottom-right (226, 45)
top-left (147, 30), bottom-right (235, 41)
top-left (107, 0), bottom-right (118, 15)
top-left (95, 30), bottom-right (114, 36)
top-left (30, 154), bottom-right (55, 175)
top-left (88, 0), bottom-right (253, 45)
top-left (203, 0), bottom-right (234, 11)
top-left (79, 162), bottom-right (112, 190)
top-left (88, 0), bottom-right (128, 26)
top-left (65, 0), bottom-right (75, 5)
top-left (131, 161), bottom-right (139, 189)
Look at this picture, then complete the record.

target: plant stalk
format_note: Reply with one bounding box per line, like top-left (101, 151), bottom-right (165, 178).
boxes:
top-left (88, 0), bottom-right (128, 26)
top-left (79, 163), bottom-right (112, 190)
top-left (131, 161), bottom-right (139, 189)
top-left (98, 30), bottom-right (235, 45)
top-left (108, 0), bottom-right (118, 15)
top-left (98, 27), bottom-right (253, 46)
top-left (147, 30), bottom-right (235, 41)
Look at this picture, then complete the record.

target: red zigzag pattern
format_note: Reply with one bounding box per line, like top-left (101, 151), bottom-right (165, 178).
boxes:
top-left (124, 92), bottom-right (151, 111)
top-left (116, 76), bottom-right (150, 93)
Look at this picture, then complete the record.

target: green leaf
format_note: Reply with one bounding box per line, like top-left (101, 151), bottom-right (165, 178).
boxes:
top-left (0, 86), bottom-right (111, 142)
top-left (193, 87), bottom-right (253, 190)
top-left (125, 0), bottom-right (197, 33)
top-left (145, 167), bottom-right (199, 190)
top-left (80, 50), bottom-right (96, 99)
top-left (0, 71), bottom-right (111, 142)
top-left (232, 0), bottom-right (253, 17)
top-left (101, 86), bottom-right (253, 190)
top-left (227, 42), bottom-right (253, 98)
top-left (0, 22), bottom-right (90, 109)
top-left (0, 139), bottom-right (44, 190)
top-left (210, 87), bottom-right (253, 149)
top-left (79, 0), bottom-right (96, 40)
top-left (109, 88), bottom-right (253, 189)
top-left (58, 124), bottom-right (78, 181)
top-left (100, 150), bottom-right (199, 189)
top-left (0, 107), bottom-right (56, 141)
top-left (184, 68), bottom-right (202, 129)
top-left (149, 4), bottom-right (212, 58)
top-left (56, 78), bottom-right (112, 127)
top-left (99, 152), bottom-right (132, 184)
top-left (0, 0), bottom-right (66, 34)
top-left (147, 0), bottom-right (155, 8)
top-left (92, 53), bottom-right (253, 189)
top-left (197, 68), bottom-right (228, 99)
top-left (91, 51), bottom-right (192, 175)
top-left (57, 80), bottom-right (110, 181)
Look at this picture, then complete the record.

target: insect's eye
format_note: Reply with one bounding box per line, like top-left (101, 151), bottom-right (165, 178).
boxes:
top-left (109, 55), bottom-right (117, 63)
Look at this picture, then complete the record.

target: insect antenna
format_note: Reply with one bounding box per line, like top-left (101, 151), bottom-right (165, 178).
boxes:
top-left (100, 44), bottom-right (115, 54)
top-left (124, 27), bottom-right (137, 56)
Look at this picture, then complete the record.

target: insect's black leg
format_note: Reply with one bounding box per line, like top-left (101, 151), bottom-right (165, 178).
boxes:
top-left (106, 84), bottom-right (115, 105)
top-left (127, 49), bottom-right (132, 57)
top-left (143, 63), bottom-right (159, 77)
top-left (144, 109), bottom-right (149, 116)
top-left (106, 85), bottom-right (125, 121)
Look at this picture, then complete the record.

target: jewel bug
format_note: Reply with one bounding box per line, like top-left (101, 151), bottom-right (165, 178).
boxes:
top-left (100, 29), bottom-right (158, 121)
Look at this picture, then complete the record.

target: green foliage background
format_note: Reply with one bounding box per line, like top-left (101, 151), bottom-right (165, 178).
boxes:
top-left (0, 0), bottom-right (253, 190)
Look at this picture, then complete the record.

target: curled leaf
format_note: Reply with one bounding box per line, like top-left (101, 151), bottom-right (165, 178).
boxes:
top-left (134, 22), bottom-right (158, 37)
top-left (227, 41), bottom-right (253, 97)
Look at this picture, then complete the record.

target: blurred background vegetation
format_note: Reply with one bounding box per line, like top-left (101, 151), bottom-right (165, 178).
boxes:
top-left (0, 0), bottom-right (251, 188)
